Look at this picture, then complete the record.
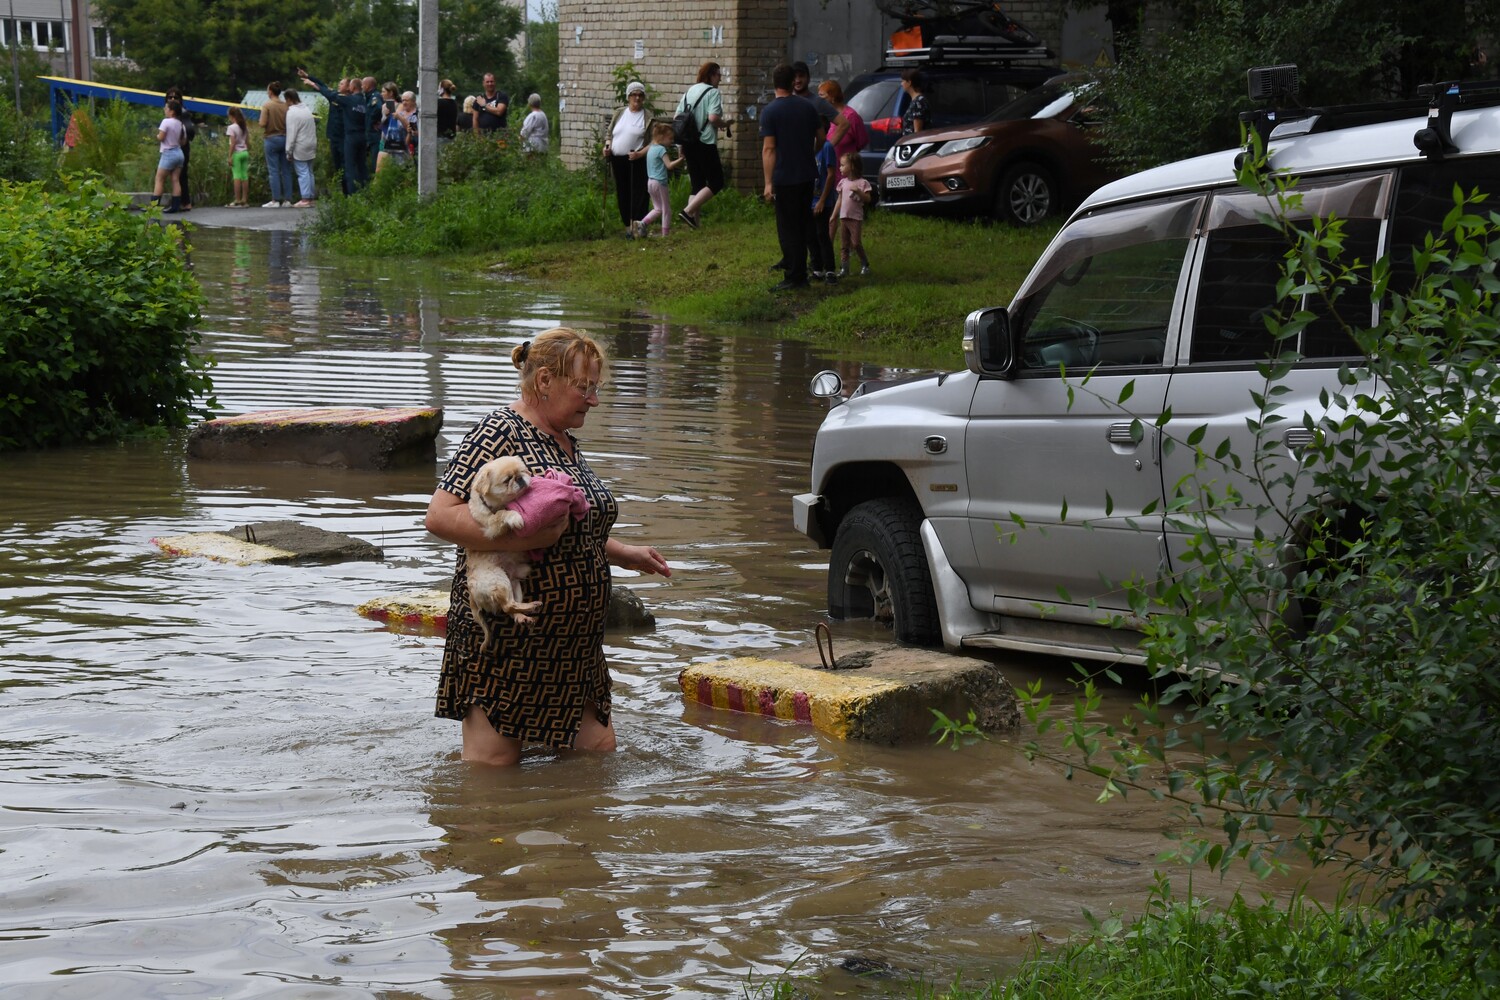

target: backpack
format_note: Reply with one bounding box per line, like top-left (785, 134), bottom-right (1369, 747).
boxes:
top-left (382, 108), bottom-right (405, 145)
top-left (672, 85), bottom-right (713, 147)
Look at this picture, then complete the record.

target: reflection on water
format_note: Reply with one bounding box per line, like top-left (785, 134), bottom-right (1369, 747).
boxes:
top-left (0, 225), bottom-right (1325, 998)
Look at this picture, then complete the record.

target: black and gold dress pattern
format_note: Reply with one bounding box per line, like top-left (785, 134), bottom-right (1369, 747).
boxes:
top-left (434, 406), bottom-right (618, 746)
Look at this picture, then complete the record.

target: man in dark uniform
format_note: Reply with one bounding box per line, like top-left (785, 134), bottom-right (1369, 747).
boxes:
top-left (299, 67), bottom-right (371, 192)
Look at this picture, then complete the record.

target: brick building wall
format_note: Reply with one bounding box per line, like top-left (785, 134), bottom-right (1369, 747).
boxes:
top-left (556, 0), bottom-right (787, 192)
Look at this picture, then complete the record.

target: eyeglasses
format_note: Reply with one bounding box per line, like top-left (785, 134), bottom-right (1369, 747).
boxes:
top-left (565, 377), bottom-right (605, 398)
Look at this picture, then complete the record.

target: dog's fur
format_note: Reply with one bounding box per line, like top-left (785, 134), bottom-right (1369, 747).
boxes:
top-left (465, 456), bottom-right (542, 646)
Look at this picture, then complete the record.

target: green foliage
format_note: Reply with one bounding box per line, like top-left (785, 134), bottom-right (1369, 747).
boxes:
top-left (309, 141), bottom-right (598, 256)
top-left (0, 175), bottom-right (214, 450)
top-left (0, 44), bottom-right (58, 115)
top-left (983, 879), bottom-right (1497, 999)
top-left (1021, 143), bottom-right (1500, 978)
top-left (929, 709), bottom-right (989, 752)
top-left (307, 0), bottom-right (522, 97)
top-left (59, 100), bottom-right (157, 190)
top-left (0, 98), bottom-right (55, 184)
top-left (513, 17), bottom-right (559, 110)
top-left (1098, 0), bottom-right (1500, 170)
top-left (95, 0), bottom-right (324, 99)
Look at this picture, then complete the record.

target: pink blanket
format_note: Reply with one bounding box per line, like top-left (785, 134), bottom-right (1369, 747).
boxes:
top-left (505, 469), bottom-right (591, 544)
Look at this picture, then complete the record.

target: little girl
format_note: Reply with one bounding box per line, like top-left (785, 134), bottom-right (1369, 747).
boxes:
top-left (635, 122), bottom-right (685, 238)
top-left (226, 107), bottom-right (250, 207)
top-left (833, 152), bottom-right (873, 276)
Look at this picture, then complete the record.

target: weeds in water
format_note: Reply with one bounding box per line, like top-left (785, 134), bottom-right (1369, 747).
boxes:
top-left (742, 951), bottom-right (813, 999)
top-left (929, 709), bottom-right (989, 752)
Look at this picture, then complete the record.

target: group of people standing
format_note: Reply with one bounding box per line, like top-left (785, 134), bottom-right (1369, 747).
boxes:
top-left (600, 60), bottom-right (878, 289)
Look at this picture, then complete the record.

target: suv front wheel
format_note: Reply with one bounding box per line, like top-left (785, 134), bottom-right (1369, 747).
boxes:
top-left (995, 161), bottom-right (1057, 226)
top-left (827, 498), bottom-right (939, 646)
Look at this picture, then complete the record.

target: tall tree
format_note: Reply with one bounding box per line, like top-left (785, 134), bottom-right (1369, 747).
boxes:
top-left (96, 0), bottom-right (326, 99)
top-left (306, 0), bottom-right (521, 97)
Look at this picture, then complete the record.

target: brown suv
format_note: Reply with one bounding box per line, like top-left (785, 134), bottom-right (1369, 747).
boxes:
top-left (878, 74), bottom-right (1117, 225)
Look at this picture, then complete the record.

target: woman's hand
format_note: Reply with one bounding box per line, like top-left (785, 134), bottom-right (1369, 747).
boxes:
top-left (607, 540), bottom-right (671, 577)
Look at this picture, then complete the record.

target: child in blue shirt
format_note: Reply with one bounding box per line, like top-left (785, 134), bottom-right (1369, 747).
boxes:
top-left (810, 141), bottom-right (839, 281)
top-left (635, 123), bottom-right (685, 237)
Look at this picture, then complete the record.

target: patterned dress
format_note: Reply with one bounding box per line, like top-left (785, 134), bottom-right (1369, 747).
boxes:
top-left (434, 406), bottom-right (619, 746)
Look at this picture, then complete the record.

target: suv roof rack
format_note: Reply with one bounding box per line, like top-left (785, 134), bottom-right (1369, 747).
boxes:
top-left (884, 42), bottom-right (1053, 65)
top-left (1238, 66), bottom-right (1500, 160)
top-left (880, 1), bottom-right (1051, 65)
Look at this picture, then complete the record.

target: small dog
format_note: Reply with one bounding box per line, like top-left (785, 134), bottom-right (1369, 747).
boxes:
top-left (465, 456), bottom-right (542, 645)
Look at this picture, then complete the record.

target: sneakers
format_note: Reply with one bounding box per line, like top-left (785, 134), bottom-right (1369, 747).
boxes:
top-left (281, 201), bottom-right (295, 208)
top-left (261, 200), bottom-right (282, 208)
top-left (293, 200), bottom-right (314, 208)
top-left (837, 266), bottom-right (850, 277)
top-left (677, 209), bottom-right (699, 230)
top-left (825, 272), bottom-right (839, 285)
top-left (811, 270), bottom-right (824, 279)
top-left (861, 265), bottom-right (871, 276)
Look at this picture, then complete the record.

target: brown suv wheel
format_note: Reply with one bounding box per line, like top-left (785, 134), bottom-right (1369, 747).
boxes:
top-left (994, 161), bottom-right (1057, 226)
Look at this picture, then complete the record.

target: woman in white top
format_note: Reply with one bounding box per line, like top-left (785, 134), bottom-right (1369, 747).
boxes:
top-left (153, 100), bottom-right (186, 214)
top-left (601, 80), bottom-right (650, 237)
top-left (520, 93), bottom-right (549, 153)
top-left (283, 88), bottom-right (318, 206)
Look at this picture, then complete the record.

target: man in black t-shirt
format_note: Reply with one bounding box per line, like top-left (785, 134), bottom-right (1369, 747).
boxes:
top-left (760, 63), bottom-right (823, 291)
top-left (472, 73), bottom-right (509, 134)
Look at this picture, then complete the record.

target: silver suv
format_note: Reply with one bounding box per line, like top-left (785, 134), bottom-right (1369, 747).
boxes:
top-left (794, 80), bottom-right (1500, 661)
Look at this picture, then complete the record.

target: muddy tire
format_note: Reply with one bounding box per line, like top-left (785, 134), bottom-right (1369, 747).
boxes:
top-left (827, 498), bottom-right (939, 646)
top-left (994, 161), bottom-right (1057, 227)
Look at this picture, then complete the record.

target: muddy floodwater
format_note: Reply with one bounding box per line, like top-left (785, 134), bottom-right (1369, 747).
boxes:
top-left (1, 225), bottom-right (1329, 999)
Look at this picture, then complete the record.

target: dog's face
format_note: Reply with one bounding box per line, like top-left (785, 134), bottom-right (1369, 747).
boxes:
top-left (471, 456), bottom-right (530, 511)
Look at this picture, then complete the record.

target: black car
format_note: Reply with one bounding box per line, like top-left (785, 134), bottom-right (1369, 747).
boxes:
top-left (844, 62), bottom-right (1063, 178)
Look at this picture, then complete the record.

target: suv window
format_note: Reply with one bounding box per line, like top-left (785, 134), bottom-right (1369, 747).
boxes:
top-left (1387, 154), bottom-right (1500, 296)
top-left (938, 76), bottom-right (985, 118)
top-left (847, 80), bottom-right (902, 124)
top-left (1190, 175), bottom-right (1389, 363)
top-left (1014, 198), bottom-right (1202, 373)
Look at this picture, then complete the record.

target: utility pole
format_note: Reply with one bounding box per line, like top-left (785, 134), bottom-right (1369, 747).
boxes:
top-left (8, 0), bottom-right (22, 114)
top-left (417, 0), bottom-right (437, 199)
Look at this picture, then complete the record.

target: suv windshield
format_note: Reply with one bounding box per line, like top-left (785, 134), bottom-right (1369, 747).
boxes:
top-left (984, 76), bottom-right (1092, 123)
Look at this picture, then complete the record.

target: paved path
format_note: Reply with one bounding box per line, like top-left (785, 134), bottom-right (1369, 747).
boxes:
top-left (164, 203), bottom-right (315, 232)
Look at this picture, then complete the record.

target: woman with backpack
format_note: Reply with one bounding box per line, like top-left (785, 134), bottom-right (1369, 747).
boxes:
top-left (375, 83), bottom-right (407, 173)
top-left (818, 79), bottom-right (868, 181)
top-left (674, 61), bottom-right (726, 230)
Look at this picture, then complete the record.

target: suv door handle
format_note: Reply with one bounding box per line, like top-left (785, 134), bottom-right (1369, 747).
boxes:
top-left (1106, 422), bottom-right (1143, 446)
top-left (1284, 428), bottom-right (1316, 450)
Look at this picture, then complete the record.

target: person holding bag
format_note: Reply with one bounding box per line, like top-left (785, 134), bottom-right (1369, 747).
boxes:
top-left (675, 61), bottom-right (726, 230)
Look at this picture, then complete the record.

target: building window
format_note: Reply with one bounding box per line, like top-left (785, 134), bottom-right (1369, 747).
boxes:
top-left (92, 25), bottom-right (124, 59)
top-left (1, 18), bottom-right (71, 52)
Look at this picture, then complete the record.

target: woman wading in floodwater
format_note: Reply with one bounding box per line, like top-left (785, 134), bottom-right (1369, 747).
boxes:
top-left (423, 327), bottom-right (671, 766)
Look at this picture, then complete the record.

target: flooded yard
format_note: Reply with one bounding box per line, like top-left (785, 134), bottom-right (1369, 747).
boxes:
top-left (0, 224), bottom-right (1325, 998)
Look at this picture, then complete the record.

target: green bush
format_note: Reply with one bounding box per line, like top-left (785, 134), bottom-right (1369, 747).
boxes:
top-left (0, 175), bottom-right (214, 450)
top-left (1023, 148), bottom-right (1500, 976)
top-left (0, 100), bottom-right (57, 184)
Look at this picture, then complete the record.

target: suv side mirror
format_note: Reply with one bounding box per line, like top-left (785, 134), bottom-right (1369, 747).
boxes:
top-left (963, 307), bottom-right (1014, 377)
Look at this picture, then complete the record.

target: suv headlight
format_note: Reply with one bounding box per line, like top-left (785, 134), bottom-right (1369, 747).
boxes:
top-left (883, 145), bottom-right (898, 165)
top-left (933, 136), bottom-right (990, 156)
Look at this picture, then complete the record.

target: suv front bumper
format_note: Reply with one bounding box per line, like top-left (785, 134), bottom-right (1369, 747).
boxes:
top-left (791, 493), bottom-right (826, 547)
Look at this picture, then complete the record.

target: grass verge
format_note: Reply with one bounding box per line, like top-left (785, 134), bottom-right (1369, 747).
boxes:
top-left (305, 154), bottom-right (1058, 368)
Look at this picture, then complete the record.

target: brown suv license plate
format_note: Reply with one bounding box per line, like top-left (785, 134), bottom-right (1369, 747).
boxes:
top-left (885, 175), bottom-right (916, 189)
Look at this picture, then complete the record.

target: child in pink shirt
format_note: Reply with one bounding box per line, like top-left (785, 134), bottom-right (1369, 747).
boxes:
top-left (833, 152), bottom-right (873, 276)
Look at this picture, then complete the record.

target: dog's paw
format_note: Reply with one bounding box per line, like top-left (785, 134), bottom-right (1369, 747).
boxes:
top-left (501, 511), bottom-right (525, 532)
top-left (509, 611), bottom-right (538, 626)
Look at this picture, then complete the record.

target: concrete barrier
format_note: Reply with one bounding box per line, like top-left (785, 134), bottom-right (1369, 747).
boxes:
top-left (678, 641), bottom-right (1019, 743)
top-left (355, 586), bottom-right (656, 633)
top-left (153, 521), bottom-right (383, 565)
top-left (187, 406), bottom-right (443, 469)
